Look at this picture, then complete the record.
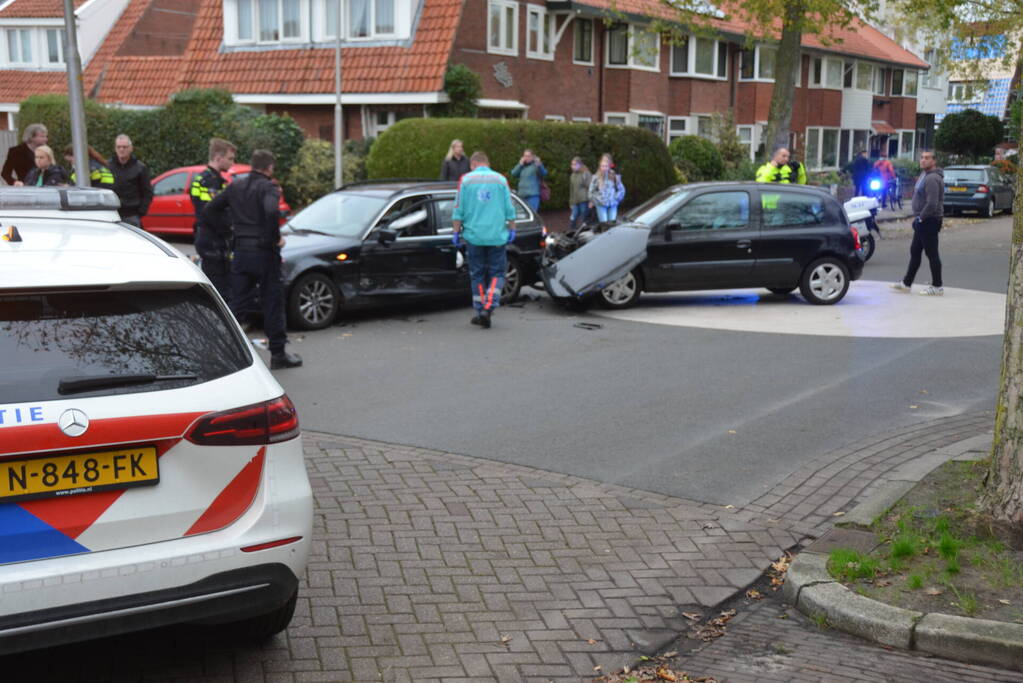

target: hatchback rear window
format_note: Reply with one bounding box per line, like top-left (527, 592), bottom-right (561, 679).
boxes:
top-left (0, 286), bottom-right (251, 402)
top-left (944, 169), bottom-right (985, 184)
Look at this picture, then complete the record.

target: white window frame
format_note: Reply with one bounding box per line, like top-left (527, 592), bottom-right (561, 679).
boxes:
top-left (43, 28), bottom-right (63, 65)
top-left (526, 5), bottom-right (554, 60)
top-left (347, 0), bottom-right (398, 40)
top-left (226, 0), bottom-right (308, 45)
top-left (737, 125), bottom-right (755, 160)
top-left (1, 26), bottom-right (66, 68)
top-left (636, 112), bottom-right (666, 140)
top-left (809, 55), bottom-right (843, 89)
top-left (920, 49), bottom-right (936, 89)
top-left (897, 129), bottom-right (915, 158)
top-left (544, 114), bottom-right (565, 121)
top-left (872, 66), bottom-right (886, 95)
top-left (573, 17), bottom-right (593, 65)
top-left (669, 35), bottom-right (727, 80)
top-left (606, 24), bottom-right (660, 72)
top-left (4, 28), bottom-right (33, 66)
top-left (667, 116), bottom-right (688, 143)
top-left (891, 68), bottom-right (918, 97)
top-left (738, 44), bottom-right (778, 82)
top-left (605, 112), bottom-right (630, 125)
top-left (855, 61), bottom-right (875, 92)
top-left (572, 116), bottom-right (592, 123)
top-left (694, 114), bottom-right (713, 140)
top-left (804, 126), bottom-right (841, 170)
top-left (487, 0), bottom-right (518, 56)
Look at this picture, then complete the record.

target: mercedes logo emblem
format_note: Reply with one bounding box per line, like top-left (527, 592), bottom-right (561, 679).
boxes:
top-left (58, 409), bottom-right (89, 438)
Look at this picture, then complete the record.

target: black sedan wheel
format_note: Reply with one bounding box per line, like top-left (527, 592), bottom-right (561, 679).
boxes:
top-left (597, 269), bottom-right (642, 309)
top-left (502, 255), bottom-right (522, 303)
top-left (985, 198), bottom-right (996, 218)
top-left (289, 272), bottom-right (340, 330)
top-left (800, 258), bottom-right (849, 305)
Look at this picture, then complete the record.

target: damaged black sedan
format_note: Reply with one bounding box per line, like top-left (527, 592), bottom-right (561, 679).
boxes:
top-left (280, 181), bottom-right (544, 329)
top-left (542, 182), bottom-right (865, 308)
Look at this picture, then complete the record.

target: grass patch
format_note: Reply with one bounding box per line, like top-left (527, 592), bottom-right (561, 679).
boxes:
top-left (907, 573), bottom-right (924, 590)
top-left (828, 548), bottom-right (880, 582)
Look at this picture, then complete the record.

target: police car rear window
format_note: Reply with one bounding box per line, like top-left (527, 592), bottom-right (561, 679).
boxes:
top-left (0, 285), bottom-right (251, 403)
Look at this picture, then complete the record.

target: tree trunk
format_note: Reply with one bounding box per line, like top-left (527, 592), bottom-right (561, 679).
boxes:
top-left (982, 171), bottom-right (1023, 530)
top-left (760, 1), bottom-right (805, 162)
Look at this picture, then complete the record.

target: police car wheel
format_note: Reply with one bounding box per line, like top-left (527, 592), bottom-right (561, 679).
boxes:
top-left (221, 589), bottom-right (298, 643)
top-left (597, 269), bottom-right (642, 309)
top-left (800, 258), bottom-right (849, 305)
top-left (502, 256), bottom-right (522, 303)
top-left (289, 272), bottom-right (340, 330)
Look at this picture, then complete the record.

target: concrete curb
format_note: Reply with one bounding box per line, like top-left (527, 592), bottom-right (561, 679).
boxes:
top-left (784, 432), bottom-right (1023, 671)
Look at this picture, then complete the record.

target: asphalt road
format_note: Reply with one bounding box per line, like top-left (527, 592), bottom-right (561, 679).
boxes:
top-left (168, 214), bottom-right (1012, 506)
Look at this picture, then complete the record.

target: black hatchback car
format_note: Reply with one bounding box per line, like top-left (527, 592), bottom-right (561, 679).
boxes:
top-left (942, 165), bottom-right (1015, 217)
top-left (280, 180), bottom-right (544, 329)
top-left (543, 182), bottom-right (865, 308)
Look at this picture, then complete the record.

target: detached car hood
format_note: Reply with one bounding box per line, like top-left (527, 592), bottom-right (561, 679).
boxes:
top-left (541, 225), bottom-right (650, 299)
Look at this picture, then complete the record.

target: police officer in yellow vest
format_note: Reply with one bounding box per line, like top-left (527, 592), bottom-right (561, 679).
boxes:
top-left (63, 144), bottom-right (115, 188)
top-left (755, 147), bottom-right (807, 185)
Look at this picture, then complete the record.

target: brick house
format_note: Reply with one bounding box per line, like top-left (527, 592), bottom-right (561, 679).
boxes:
top-left (0, 0), bottom-right (928, 170)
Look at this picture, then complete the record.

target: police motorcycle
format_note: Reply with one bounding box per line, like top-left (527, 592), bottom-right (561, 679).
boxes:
top-left (843, 194), bottom-right (881, 262)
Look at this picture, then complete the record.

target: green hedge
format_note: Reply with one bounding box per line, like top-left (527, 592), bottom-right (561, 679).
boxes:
top-left (18, 89), bottom-right (305, 203)
top-left (366, 118), bottom-right (676, 208)
top-left (668, 135), bottom-right (723, 182)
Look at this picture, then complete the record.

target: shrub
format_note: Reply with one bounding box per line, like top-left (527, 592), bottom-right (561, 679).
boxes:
top-left (285, 137), bottom-right (375, 208)
top-left (935, 109), bottom-right (1004, 160)
top-left (432, 64), bottom-right (481, 118)
top-left (366, 118), bottom-right (675, 208)
top-left (992, 158), bottom-right (1017, 177)
top-left (891, 157), bottom-right (920, 181)
top-left (668, 135), bottom-right (723, 182)
top-left (19, 89), bottom-right (306, 202)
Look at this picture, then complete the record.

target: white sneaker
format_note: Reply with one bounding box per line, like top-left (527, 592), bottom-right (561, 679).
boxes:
top-left (919, 286), bottom-right (944, 296)
top-left (890, 282), bottom-right (911, 293)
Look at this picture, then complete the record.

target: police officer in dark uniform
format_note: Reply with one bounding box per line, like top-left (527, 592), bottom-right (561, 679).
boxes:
top-left (204, 149), bottom-right (302, 370)
top-left (190, 138), bottom-right (237, 300)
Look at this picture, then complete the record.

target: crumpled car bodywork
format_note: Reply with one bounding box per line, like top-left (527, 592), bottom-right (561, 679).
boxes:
top-left (540, 225), bottom-right (650, 299)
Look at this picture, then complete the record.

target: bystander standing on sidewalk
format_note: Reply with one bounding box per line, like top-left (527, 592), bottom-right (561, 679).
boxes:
top-left (440, 139), bottom-right (470, 181)
top-left (588, 153), bottom-right (625, 223)
top-left (568, 157), bottom-right (592, 231)
top-left (2, 123), bottom-right (47, 185)
top-left (510, 149), bottom-right (547, 212)
top-left (452, 150), bottom-right (516, 329)
top-left (851, 149), bottom-right (872, 197)
top-left (16, 145), bottom-right (67, 187)
top-left (108, 135), bottom-right (153, 227)
top-left (64, 145), bottom-right (115, 188)
top-left (892, 149), bottom-right (945, 296)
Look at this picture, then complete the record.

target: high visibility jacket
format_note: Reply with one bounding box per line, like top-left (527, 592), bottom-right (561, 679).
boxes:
top-left (452, 165), bottom-right (516, 246)
top-left (70, 159), bottom-right (114, 188)
top-left (191, 165), bottom-right (230, 260)
top-left (190, 165), bottom-right (228, 219)
top-left (755, 161), bottom-right (807, 185)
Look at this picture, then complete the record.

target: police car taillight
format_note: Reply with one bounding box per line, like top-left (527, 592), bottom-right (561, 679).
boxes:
top-left (187, 395), bottom-right (300, 445)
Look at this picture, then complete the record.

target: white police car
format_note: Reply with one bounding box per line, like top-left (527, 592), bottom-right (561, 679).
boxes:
top-left (0, 187), bottom-right (313, 654)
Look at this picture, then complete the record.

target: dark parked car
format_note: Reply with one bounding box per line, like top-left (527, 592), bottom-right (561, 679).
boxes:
top-left (280, 180), bottom-right (545, 329)
top-left (942, 165), bottom-right (1015, 217)
top-left (542, 182), bottom-right (865, 308)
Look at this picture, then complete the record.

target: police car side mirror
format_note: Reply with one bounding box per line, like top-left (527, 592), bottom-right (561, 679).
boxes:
top-left (377, 228), bottom-right (398, 244)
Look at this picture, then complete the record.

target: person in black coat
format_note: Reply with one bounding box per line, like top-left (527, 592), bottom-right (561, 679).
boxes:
top-left (851, 149), bottom-right (872, 197)
top-left (18, 145), bottom-right (68, 187)
top-left (440, 139), bottom-right (471, 181)
top-left (109, 134), bottom-right (154, 226)
top-left (2, 123), bottom-right (48, 185)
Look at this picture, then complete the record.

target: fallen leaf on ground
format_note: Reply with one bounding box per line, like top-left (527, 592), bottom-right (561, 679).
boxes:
top-left (682, 612), bottom-right (702, 621)
top-left (587, 638), bottom-right (600, 645)
top-left (727, 430), bottom-right (737, 434)
top-left (746, 589), bottom-right (763, 600)
top-left (662, 651), bottom-right (678, 658)
top-left (874, 579), bottom-right (893, 587)
top-left (832, 511), bottom-right (845, 517)
top-left (594, 665), bottom-right (602, 672)
top-left (655, 666), bottom-right (677, 681)
top-left (999, 599), bottom-right (1011, 605)
top-left (925, 587), bottom-right (944, 596)
top-left (723, 504), bottom-right (736, 509)
top-left (910, 405), bottom-right (919, 409)
top-left (500, 634), bottom-right (513, 644)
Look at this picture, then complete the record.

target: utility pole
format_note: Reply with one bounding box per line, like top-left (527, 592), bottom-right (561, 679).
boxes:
top-left (334, 0), bottom-right (344, 188)
top-left (62, 0), bottom-right (89, 187)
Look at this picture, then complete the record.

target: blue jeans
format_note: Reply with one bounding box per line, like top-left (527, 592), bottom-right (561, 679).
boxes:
top-left (596, 204), bottom-right (618, 223)
top-left (466, 243), bottom-right (506, 313)
top-left (570, 202), bottom-right (589, 230)
top-left (524, 195), bottom-right (540, 212)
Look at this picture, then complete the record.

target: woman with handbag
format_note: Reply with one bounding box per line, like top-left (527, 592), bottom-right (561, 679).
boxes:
top-left (588, 153), bottom-right (625, 224)
top-left (510, 149), bottom-right (548, 212)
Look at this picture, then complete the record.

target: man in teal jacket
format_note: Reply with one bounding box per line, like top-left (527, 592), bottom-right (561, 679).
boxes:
top-left (452, 151), bottom-right (517, 328)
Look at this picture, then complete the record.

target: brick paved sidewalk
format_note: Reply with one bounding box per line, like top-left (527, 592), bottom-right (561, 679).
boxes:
top-left (5, 411), bottom-right (1008, 682)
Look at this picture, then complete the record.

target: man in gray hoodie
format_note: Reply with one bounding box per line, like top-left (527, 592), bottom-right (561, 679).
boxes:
top-left (892, 150), bottom-right (945, 296)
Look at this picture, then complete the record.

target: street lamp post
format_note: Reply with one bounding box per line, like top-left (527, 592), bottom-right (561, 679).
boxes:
top-left (334, 0), bottom-right (344, 189)
top-left (62, 0), bottom-right (89, 187)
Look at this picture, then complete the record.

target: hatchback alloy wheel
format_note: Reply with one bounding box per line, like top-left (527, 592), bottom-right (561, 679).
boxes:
top-left (289, 272), bottom-right (340, 330)
top-left (598, 269), bottom-right (641, 309)
top-left (800, 257), bottom-right (849, 305)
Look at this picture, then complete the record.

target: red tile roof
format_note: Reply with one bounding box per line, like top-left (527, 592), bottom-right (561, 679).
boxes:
top-left (576, 0), bottom-right (929, 68)
top-left (178, 0), bottom-right (460, 96)
top-left (0, 0), bottom-right (87, 19)
top-left (0, 70), bottom-right (65, 102)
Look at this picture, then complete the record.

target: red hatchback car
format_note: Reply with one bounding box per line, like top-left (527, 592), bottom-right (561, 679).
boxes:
top-left (141, 164), bottom-right (291, 236)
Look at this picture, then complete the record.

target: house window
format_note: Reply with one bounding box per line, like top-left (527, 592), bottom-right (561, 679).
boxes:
top-left (892, 69), bottom-right (918, 96)
top-left (349, 0), bottom-right (394, 38)
top-left (740, 45), bottom-right (777, 81)
top-left (873, 67), bottom-right (886, 95)
top-left (948, 81), bottom-right (984, 103)
top-left (920, 49), bottom-right (936, 88)
top-left (572, 117), bottom-right (592, 123)
top-left (6, 29), bottom-right (32, 64)
top-left (544, 115), bottom-right (565, 121)
top-left (737, 125), bottom-right (754, 159)
top-left (234, 0), bottom-right (304, 42)
top-left (526, 5), bottom-right (553, 59)
top-left (573, 19), bottom-right (593, 64)
top-left (842, 60), bottom-right (854, 88)
top-left (607, 25), bottom-right (659, 71)
top-left (671, 36), bottom-right (726, 78)
top-left (696, 115), bottom-right (712, 139)
top-left (804, 127), bottom-right (840, 169)
top-left (899, 130), bottom-right (915, 157)
top-left (608, 25), bottom-right (628, 65)
top-left (825, 58), bottom-right (842, 88)
top-left (667, 117), bottom-right (687, 142)
top-left (812, 57), bottom-right (822, 85)
top-left (605, 113), bottom-right (628, 125)
top-left (638, 114), bottom-right (664, 139)
top-left (671, 37), bottom-right (689, 74)
top-left (856, 62), bottom-right (873, 91)
top-left (45, 29), bottom-right (63, 64)
top-left (488, 0), bottom-right (518, 55)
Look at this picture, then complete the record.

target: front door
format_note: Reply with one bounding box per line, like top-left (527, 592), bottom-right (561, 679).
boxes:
top-left (643, 190), bottom-right (757, 291)
top-left (358, 195), bottom-right (460, 299)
